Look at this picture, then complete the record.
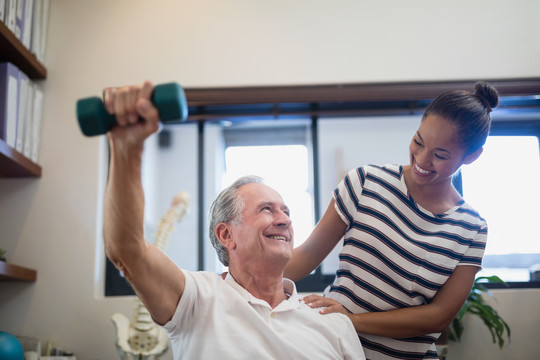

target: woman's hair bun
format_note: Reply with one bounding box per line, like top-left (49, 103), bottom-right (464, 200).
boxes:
top-left (474, 81), bottom-right (499, 111)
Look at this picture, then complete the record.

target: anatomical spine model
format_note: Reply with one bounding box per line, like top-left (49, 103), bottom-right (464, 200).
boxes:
top-left (112, 192), bottom-right (190, 360)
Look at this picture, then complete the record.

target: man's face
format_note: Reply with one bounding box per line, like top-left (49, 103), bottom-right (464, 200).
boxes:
top-left (229, 183), bottom-right (294, 270)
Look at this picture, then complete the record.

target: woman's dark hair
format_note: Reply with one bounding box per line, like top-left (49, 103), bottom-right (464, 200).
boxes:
top-left (422, 81), bottom-right (499, 154)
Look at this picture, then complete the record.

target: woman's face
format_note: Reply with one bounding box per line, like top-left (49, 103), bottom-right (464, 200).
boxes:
top-left (408, 114), bottom-right (469, 188)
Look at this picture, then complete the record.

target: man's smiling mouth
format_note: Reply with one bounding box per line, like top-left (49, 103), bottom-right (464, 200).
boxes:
top-left (267, 235), bottom-right (288, 242)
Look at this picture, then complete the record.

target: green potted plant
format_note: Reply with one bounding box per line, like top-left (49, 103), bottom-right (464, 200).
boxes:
top-left (447, 275), bottom-right (511, 349)
top-left (0, 248), bottom-right (6, 262)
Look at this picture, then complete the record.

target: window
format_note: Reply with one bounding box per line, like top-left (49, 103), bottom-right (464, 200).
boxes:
top-left (223, 144), bottom-right (313, 249)
top-left (221, 121), bottom-right (315, 249)
top-left (103, 80), bottom-right (540, 296)
top-left (461, 134), bottom-right (540, 284)
top-left (105, 120), bottom-right (316, 295)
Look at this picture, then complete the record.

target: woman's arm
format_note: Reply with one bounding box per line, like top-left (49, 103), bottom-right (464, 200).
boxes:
top-left (305, 265), bottom-right (478, 338)
top-left (284, 199), bottom-right (347, 281)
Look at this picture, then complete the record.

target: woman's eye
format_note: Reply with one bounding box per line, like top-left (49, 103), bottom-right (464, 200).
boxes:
top-left (434, 153), bottom-right (448, 160)
top-left (413, 138), bottom-right (422, 146)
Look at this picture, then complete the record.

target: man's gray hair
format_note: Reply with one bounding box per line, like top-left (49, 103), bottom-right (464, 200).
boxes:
top-left (208, 175), bottom-right (265, 266)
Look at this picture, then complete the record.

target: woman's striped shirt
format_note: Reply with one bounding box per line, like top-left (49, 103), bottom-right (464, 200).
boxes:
top-left (327, 164), bottom-right (487, 359)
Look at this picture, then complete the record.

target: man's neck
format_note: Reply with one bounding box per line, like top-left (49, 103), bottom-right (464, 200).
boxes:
top-left (229, 266), bottom-right (288, 309)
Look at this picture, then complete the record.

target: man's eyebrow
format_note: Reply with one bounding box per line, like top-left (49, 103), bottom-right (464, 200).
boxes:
top-left (257, 201), bottom-right (290, 213)
top-left (257, 201), bottom-right (274, 209)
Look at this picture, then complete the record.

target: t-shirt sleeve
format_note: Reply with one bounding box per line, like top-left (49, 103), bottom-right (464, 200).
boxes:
top-left (333, 166), bottom-right (366, 232)
top-left (337, 315), bottom-right (366, 359)
top-left (458, 223), bottom-right (488, 268)
top-left (162, 271), bottom-right (221, 338)
top-left (162, 270), bottom-right (197, 337)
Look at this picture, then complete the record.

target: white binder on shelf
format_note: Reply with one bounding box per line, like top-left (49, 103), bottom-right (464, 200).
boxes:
top-left (30, 83), bottom-right (43, 163)
top-left (0, 0), bottom-right (6, 23)
top-left (15, 68), bottom-right (29, 153)
top-left (30, 0), bottom-right (41, 59)
top-left (14, 0), bottom-right (24, 40)
top-left (22, 0), bottom-right (33, 49)
top-left (22, 79), bottom-right (34, 158)
top-left (30, 0), bottom-right (49, 63)
top-left (39, 0), bottom-right (49, 62)
top-left (0, 62), bottom-right (20, 148)
top-left (5, 0), bottom-right (16, 33)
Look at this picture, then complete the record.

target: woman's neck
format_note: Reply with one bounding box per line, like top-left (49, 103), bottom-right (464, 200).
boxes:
top-left (403, 165), bottom-right (462, 214)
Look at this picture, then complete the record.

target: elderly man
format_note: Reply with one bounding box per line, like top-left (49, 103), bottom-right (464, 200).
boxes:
top-left (103, 81), bottom-right (365, 360)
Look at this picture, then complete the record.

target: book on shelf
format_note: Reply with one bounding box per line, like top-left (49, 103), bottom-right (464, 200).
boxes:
top-left (0, 62), bottom-right (44, 163)
top-left (14, 0), bottom-right (24, 40)
top-left (0, 0), bottom-right (6, 23)
top-left (15, 68), bottom-right (29, 153)
top-left (22, 76), bottom-right (34, 158)
top-left (29, 0), bottom-right (41, 54)
top-left (30, 82), bottom-right (43, 163)
top-left (22, 0), bottom-right (34, 49)
top-left (40, 0), bottom-right (49, 62)
top-left (0, 61), bottom-right (19, 148)
top-left (4, 0), bottom-right (16, 33)
top-left (30, 84), bottom-right (43, 164)
top-left (30, 0), bottom-right (49, 62)
top-left (2, 0), bottom-right (47, 56)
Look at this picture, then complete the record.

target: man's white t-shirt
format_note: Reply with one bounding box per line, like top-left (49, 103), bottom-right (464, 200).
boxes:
top-left (163, 271), bottom-right (365, 360)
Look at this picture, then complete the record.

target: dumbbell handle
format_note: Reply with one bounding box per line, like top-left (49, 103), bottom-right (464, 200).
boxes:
top-left (76, 82), bottom-right (189, 137)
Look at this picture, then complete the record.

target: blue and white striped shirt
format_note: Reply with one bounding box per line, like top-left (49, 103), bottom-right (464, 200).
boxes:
top-left (328, 164), bottom-right (487, 359)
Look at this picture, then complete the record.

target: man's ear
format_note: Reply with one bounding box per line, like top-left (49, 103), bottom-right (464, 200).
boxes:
top-left (215, 223), bottom-right (236, 249)
top-left (463, 147), bottom-right (483, 165)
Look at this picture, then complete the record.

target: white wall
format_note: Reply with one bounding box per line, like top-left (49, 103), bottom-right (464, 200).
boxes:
top-left (0, 1), bottom-right (539, 359)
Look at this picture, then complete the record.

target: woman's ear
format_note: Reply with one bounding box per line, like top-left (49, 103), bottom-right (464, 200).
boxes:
top-left (463, 147), bottom-right (484, 165)
top-left (215, 223), bottom-right (236, 250)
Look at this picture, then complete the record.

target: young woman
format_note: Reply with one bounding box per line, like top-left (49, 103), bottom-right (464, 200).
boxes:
top-left (284, 82), bottom-right (499, 359)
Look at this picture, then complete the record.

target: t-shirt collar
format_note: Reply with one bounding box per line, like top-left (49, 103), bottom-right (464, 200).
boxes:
top-left (224, 273), bottom-right (300, 311)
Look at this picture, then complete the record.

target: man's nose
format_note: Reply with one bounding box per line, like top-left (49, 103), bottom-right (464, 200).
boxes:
top-left (275, 210), bottom-right (292, 227)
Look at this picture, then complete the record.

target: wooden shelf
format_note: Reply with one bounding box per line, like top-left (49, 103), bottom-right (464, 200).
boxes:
top-left (0, 7), bottom-right (46, 287)
top-left (0, 21), bottom-right (45, 178)
top-left (0, 138), bottom-right (42, 177)
top-left (0, 21), bottom-right (46, 80)
top-left (0, 262), bottom-right (37, 282)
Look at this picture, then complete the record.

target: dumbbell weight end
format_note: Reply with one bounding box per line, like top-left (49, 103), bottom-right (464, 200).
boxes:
top-left (77, 82), bottom-right (189, 137)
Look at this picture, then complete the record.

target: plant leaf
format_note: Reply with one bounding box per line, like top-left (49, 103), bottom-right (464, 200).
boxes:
top-left (449, 275), bottom-right (511, 349)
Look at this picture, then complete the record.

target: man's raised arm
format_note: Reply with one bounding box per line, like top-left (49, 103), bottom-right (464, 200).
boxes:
top-left (102, 81), bottom-right (185, 325)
